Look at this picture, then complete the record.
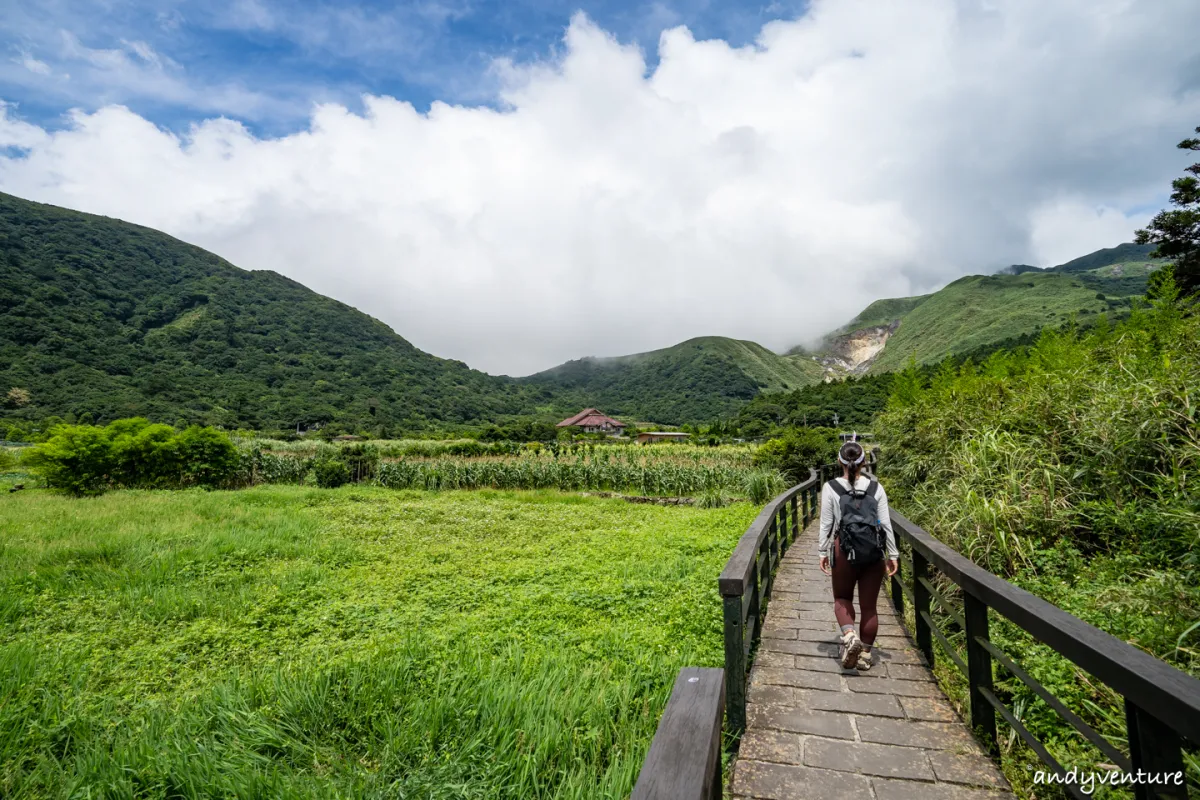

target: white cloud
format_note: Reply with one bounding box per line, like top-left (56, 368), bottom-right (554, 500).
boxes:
top-left (1030, 200), bottom-right (1152, 268)
top-left (16, 53), bottom-right (52, 75)
top-left (1, 0), bottom-right (1198, 376)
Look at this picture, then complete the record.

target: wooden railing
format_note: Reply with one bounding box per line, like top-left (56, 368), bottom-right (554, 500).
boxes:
top-left (717, 468), bottom-right (822, 734)
top-left (630, 668), bottom-right (725, 800)
top-left (635, 453), bottom-right (1200, 799)
top-left (889, 510), bottom-right (1200, 799)
top-left (631, 471), bottom-right (821, 798)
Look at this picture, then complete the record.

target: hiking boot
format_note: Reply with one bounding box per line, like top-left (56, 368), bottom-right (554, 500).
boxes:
top-left (856, 649), bottom-right (873, 671)
top-left (839, 630), bottom-right (863, 670)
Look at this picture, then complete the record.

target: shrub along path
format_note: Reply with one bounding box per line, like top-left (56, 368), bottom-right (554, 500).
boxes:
top-left (730, 521), bottom-right (1013, 800)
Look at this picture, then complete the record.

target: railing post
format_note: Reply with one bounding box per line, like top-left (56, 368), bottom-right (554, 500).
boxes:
top-left (723, 593), bottom-right (747, 735)
top-left (964, 593), bottom-right (997, 753)
top-left (790, 495), bottom-right (799, 539)
top-left (763, 525), bottom-right (776, 602)
top-left (632, 667), bottom-right (725, 800)
top-left (890, 550), bottom-right (904, 616)
top-left (748, 551), bottom-right (762, 644)
top-left (912, 549), bottom-right (934, 668)
top-left (778, 504), bottom-right (789, 553)
top-left (1125, 700), bottom-right (1187, 799)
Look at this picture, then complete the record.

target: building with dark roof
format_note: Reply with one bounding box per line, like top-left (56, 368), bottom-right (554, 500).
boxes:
top-left (636, 431), bottom-right (691, 444)
top-left (556, 408), bottom-right (627, 434)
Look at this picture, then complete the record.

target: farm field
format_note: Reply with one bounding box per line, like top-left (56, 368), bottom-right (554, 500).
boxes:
top-left (0, 485), bottom-right (757, 798)
top-left (240, 440), bottom-right (781, 501)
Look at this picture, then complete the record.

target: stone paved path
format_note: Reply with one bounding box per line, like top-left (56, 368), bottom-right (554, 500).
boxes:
top-left (729, 520), bottom-right (1014, 800)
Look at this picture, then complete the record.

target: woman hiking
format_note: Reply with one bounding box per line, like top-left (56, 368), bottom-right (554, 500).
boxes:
top-left (818, 440), bottom-right (899, 671)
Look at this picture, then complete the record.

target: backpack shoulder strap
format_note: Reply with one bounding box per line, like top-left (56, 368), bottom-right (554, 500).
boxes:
top-left (828, 479), bottom-right (848, 497)
top-left (866, 479), bottom-right (879, 498)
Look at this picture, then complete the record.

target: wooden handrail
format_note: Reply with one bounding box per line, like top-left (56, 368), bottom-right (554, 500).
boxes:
top-left (634, 468), bottom-right (818, 793)
top-left (891, 512), bottom-right (1199, 798)
top-left (718, 470), bottom-right (818, 596)
top-left (630, 668), bottom-right (725, 800)
top-left (893, 512), bottom-right (1200, 744)
top-left (718, 468), bottom-right (821, 734)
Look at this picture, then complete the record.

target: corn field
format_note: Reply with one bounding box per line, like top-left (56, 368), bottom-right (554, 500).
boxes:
top-left (240, 437), bottom-right (757, 466)
top-left (235, 441), bottom-right (783, 501)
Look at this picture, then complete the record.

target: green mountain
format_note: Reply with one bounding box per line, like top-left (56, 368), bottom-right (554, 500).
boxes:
top-left (2, 189), bottom-right (1167, 434)
top-left (803, 245), bottom-right (1163, 376)
top-left (1002, 243), bottom-right (1161, 292)
top-left (0, 192), bottom-right (547, 435)
top-left (521, 337), bottom-right (826, 422)
top-left (1050, 242), bottom-right (1157, 273)
top-left (0, 192), bottom-right (821, 430)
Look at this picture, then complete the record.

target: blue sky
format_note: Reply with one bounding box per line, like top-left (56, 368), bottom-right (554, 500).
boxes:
top-left (3, 1), bottom-right (1197, 374)
top-left (1, 0), bottom-right (808, 135)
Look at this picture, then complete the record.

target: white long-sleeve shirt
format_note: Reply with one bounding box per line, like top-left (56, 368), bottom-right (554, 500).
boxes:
top-left (818, 475), bottom-right (899, 560)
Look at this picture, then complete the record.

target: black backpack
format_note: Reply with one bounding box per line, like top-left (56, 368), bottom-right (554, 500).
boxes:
top-left (829, 479), bottom-right (884, 566)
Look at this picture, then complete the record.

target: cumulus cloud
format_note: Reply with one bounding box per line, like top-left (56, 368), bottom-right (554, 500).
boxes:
top-left (1, 0), bottom-right (1198, 375)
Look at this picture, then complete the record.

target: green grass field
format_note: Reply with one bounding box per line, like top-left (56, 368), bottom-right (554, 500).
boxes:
top-left (0, 486), bottom-right (757, 798)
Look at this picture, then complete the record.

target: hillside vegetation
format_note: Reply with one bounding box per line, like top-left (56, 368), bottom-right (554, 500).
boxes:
top-left (0, 189), bottom-right (1171, 431)
top-left (0, 192), bottom-right (549, 435)
top-left (822, 294), bottom-right (932, 338)
top-left (798, 244), bottom-right (1162, 376)
top-left (521, 336), bottom-right (824, 422)
top-left (1, 192), bottom-right (828, 429)
top-left (866, 271), bottom-right (1116, 372)
top-left (876, 292), bottom-right (1199, 792)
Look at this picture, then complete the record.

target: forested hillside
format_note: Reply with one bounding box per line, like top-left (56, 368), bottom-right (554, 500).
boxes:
top-left (521, 337), bottom-right (825, 422)
top-left (0, 190), bottom-right (1171, 434)
top-left (0, 192), bottom-right (546, 435)
top-left (864, 271), bottom-right (1118, 372)
top-left (0, 193), bottom-right (826, 430)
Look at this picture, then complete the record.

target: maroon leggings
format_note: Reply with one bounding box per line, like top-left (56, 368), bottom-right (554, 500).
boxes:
top-left (831, 539), bottom-right (885, 646)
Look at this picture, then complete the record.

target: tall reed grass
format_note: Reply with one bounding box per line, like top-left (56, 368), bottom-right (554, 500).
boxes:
top-left (877, 296), bottom-right (1200, 795)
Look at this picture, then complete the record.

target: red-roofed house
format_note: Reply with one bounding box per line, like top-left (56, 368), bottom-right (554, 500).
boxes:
top-left (556, 408), bottom-right (627, 434)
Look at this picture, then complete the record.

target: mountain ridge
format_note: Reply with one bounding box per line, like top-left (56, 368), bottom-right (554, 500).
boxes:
top-left (0, 190), bottom-right (1167, 430)
top-left (0, 191), bottom-right (549, 434)
top-left (799, 246), bottom-right (1162, 376)
top-left (520, 336), bottom-right (826, 422)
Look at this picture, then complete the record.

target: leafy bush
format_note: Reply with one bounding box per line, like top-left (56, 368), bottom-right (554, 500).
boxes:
top-left (25, 425), bottom-right (116, 496)
top-left (340, 443), bottom-right (380, 483)
top-left (176, 426), bottom-right (242, 487)
top-left (743, 469), bottom-right (786, 505)
top-left (444, 440), bottom-right (487, 457)
top-left (26, 419), bottom-right (240, 495)
top-left (753, 427), bottom-right (839, 482)
top-left (107, 419), bottom-right (179, 487)
top-left (313, 456), bottom-right (352, 488)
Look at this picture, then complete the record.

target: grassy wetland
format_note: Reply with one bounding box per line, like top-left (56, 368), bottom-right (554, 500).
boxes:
top-left (0, 485), bottom-right (757, 798)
